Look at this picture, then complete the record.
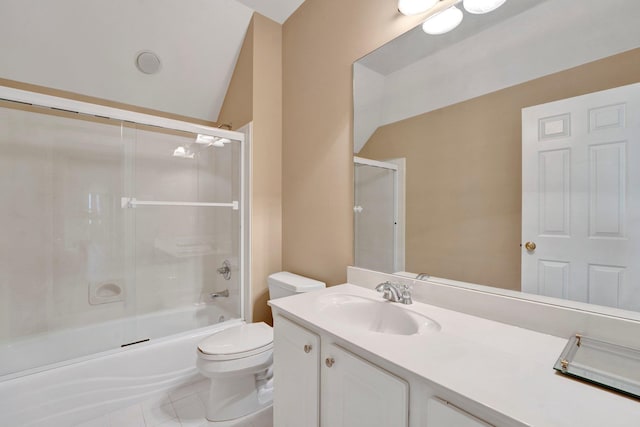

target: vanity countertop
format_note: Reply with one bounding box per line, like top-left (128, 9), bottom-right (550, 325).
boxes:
top-left (269, 283), bottom-right (640, 427)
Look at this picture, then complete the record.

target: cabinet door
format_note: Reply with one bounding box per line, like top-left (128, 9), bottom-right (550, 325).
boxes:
top-left (322, 343), bottom-right (408, 427)
top-left (273, 315), bottom-right (320, 427)
top-left (427, 398), bottom-right (493, 427)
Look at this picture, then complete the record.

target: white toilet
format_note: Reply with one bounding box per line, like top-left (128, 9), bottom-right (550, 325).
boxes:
top-left (196, 271), bottom-right (325, 423)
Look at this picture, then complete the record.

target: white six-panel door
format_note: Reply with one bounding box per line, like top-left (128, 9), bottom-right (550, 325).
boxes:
top-left (522, 83), bottom-right (640, 311)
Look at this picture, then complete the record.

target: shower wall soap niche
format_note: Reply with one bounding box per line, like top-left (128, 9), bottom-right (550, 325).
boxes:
top-left (89, 281), bottom-right (124, 305)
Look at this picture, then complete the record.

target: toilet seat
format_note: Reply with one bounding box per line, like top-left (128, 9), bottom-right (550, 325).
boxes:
top-left (198, 322), bottom-right (273, 361)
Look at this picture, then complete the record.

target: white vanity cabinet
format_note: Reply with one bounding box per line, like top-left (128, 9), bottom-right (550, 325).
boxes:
top-left (270, 283), bottom-right (640, 427)
top-left (322, 343), bottom-right (408, 427)
top-left (273, 314), bottom-right (409, 427)
top-left (273, 315), bottom-right (320, 427)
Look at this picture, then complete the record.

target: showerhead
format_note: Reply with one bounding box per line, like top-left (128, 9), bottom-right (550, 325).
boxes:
top-left (195, 134), bottom-right (231, 148)
top-left (195, 134), bottom-right (215, 145)
top-left (212, 138), bottom-right (231, 147)
top-left (172, 145), bottom-right (195, 159)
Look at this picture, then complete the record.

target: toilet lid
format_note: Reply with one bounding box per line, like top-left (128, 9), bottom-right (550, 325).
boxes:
top-left (198, 322), bottom-right (273, 358)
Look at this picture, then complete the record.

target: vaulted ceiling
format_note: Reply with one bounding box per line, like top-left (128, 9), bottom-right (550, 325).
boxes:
top-left (0, 0), bottom-right (305, 121)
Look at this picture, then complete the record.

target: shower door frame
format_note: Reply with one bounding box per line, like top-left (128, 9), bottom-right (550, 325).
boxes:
top-left (354, 156), bottom-right (406, 273)
top-left (0, 85), bottom-right (250, 323)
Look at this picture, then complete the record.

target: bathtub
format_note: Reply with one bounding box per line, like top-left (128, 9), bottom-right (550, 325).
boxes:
top-left (0, 304), bottom-right (242, 426)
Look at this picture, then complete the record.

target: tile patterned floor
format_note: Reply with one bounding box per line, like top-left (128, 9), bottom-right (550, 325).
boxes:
top-left (75, 379), bottom-right (273, 427)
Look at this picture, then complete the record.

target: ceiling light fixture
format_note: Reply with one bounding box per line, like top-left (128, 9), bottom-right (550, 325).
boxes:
top-left (422, 5), bottom-right (464, 35)
top-left (397, 0), bottom-right (438, 16)
top-left (462, 0), bottom-right (507, 14)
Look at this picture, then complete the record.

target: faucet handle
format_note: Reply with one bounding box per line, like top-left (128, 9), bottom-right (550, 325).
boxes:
top-left (400, 283), bottom-right (413, 305)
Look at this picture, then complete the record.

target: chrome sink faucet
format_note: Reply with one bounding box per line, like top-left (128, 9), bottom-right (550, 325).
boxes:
top-left (375, 281), bottom-right (413, 305)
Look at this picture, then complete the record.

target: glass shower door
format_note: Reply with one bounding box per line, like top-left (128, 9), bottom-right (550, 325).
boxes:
top-left (124, 125), bottom-right (243, 344)
top-left (0, 103), bottom-right (131, 376)
top-left (0, 94), bottom-right (245, 378)
top-left (354, 161), bottom-right (397, 273)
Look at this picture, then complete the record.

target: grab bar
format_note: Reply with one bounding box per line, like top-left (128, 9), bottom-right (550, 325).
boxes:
top-left (121, 197), bottom-right (238, 210)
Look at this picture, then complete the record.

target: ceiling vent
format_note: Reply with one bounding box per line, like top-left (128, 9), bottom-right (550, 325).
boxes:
top-left (135, 51), bottom-right (161, 75)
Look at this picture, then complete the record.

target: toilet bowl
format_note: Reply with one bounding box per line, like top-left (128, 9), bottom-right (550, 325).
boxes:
top-left (197, 271), bottom-right (325, 422)
top-left (197, 322), bottom-right (274, 422)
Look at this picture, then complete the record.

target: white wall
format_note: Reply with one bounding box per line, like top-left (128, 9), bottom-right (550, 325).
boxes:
top-left (0, 0), bottom-right (254, 121)
top-left (353, 62), bottom-right (385, 153)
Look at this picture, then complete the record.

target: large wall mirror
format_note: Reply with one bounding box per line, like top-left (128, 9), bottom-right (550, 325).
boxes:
top-left (353, 0), bottom-right (640, 316)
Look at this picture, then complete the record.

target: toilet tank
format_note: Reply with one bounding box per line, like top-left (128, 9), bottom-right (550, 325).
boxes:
top-left (267, 272), bottom-right (326, 300)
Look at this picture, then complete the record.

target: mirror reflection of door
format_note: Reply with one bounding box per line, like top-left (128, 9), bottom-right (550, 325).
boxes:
top-left (354, 157), bottom-right (405, 273)
top-left (522, 83), bottom-right (640, 311)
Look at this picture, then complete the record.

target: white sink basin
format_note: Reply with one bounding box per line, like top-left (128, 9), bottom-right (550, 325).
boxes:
top-left (317, 294), bottom-right (441, 336)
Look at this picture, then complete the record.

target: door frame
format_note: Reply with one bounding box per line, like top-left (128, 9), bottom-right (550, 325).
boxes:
top-left (354, 156), bottom-right (405, 272)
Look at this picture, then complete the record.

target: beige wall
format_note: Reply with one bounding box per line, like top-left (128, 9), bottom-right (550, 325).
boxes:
top-left (219, 14), bottom-right (283, 324)
top-left (282, 0), bottom-right (434, 286)
top-left (359, 48), bottom-right (640, 290)
top-left (250, 15), bottom-right (283, 324)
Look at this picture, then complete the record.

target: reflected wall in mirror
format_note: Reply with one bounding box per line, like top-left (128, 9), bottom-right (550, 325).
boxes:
top-left (353, 0), bottom-right (640, 314)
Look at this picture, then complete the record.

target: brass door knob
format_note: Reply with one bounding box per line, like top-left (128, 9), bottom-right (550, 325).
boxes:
top-left (524, 241), bottom-right (537, 252)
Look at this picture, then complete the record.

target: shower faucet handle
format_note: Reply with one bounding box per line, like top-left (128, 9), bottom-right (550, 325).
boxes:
top-left (217, 259), bottom-right (232, 280)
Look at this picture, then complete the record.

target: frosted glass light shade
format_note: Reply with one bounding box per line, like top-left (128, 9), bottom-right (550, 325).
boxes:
top-left (398, 0), bottom-right (438, 16)
top-left (422, 6), bottom-right (464, 35)
top-left (463, 0), bottom-right (507, 14)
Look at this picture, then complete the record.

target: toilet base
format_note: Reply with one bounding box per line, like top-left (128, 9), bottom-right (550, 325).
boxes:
top-left (207, 403), bottom-right (272, 426)
top-left (205, 375), bottom-right (273, 422)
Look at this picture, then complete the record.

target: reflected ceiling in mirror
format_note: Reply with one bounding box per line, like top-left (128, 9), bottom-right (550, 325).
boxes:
top-left (359, 0), bottom-right (539, 77)
top-left (353, 0), bottom-right (640, 317)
